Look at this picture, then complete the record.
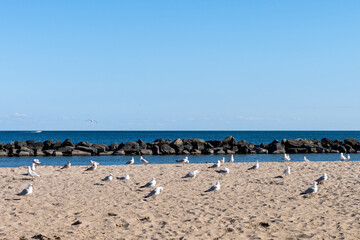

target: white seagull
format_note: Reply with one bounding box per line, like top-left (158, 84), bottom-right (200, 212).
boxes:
top-left (85, 161), bottom-right (98, 171)
top-left (248, 161), bottom-right (259, 170)
top-left (28, 166), bottom-right (40, 177)
top-left (220, 157), bottom-right (225, 164)
top-left (145, 186), bottom-right (163, 198)
top-left (33, 159), bottom-right (41, 165)
top-left (205, 181), bottom-right (221, 193)
top-left (17, 183), bottom-right (33, 196)
top-left (140, 156), bottom-right (149, 165)
top-left (315, 173), bottom-right (328, 184)
top-left (283, 154), bottom-right (291, 161)
top-left (102, 173), bottom-right (113, 181)
top-left (284, 166), bottom-right (291, 175)
top-left (216, 167), bottom-right (230, 174)
top-left (140, 178), bottom-right (156, 188)
top-left (90, 160), bottom-right (100, 166)
top-left (304, 156), bottom-right (310, 162)
top-left (61, 161), bottom-right (71, 169)
top-left (118, 174), bottom-right (130, 180)
top-left (31, 162), bottom-right (36, 171)
top-left (228, 155), bottom-right (235, 163)
top-left (183, 170), bottom-right (199, 179)
top-left (126, 157), bottom-right (134, 165)
top-left (176, 156), bottom-right (189, 165)
top-left (209, 160), bottom-right (221, 168)
top-left (300, 182), bottom-right (318, 196)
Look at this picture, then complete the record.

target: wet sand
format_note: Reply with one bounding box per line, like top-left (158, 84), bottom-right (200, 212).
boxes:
top-left (0, 161), bottom-right (359, 239)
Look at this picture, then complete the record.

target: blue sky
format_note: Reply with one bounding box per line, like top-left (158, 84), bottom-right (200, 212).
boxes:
top-left (0, 1), bottom-right (359, 130)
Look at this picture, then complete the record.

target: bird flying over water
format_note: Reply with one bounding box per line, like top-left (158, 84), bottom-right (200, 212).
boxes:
top-left (140, 178), bottom-right (156, 188)
top-left (145, 186), bottom-right (163, 198)
top-left (17, 184), bottom-right (33, 196)
top-left (247, 161), bottom-right (259, 170)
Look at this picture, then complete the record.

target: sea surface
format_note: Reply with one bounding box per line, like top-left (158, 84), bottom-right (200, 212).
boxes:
top-left (0, 131), bottom-right (359, 167)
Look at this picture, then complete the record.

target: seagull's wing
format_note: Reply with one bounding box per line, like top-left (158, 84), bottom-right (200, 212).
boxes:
top-left (145, 189), bottom-right (156, 198)
top-left (315, 176), bottom-right (324, 183)
top-left (17, 188), bottom-right (29, 196)
top-left (205, 185), bottom-right (217, 192)
top-left (301, 186), bottom-right (315, 195)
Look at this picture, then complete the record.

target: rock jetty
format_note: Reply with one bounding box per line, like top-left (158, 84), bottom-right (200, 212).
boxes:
top-left (0, 137), bottom-right (359, 157)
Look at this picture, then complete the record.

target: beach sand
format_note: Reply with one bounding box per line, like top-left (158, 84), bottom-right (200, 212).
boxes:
top-left (0, 161), bottom-right (359, 239)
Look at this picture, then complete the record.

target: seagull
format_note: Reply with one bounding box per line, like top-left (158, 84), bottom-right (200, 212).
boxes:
top-left (300, 182), bottom-right (318, 196)
top-left (31, 162), bottom-right (36, 171)
top-left (315, 173), bottom-right (328, 184)
top-left (140, 178), bottom-right (156, 188)
top-left (90, 160), bottom-right (100, 166)
top-left (17, 184), bottom-right (33, 196)
top-left (145, 186), bottom-right (163, 198)
top-left (216, 167), bottom-right (230, 174)
top-left (117, 174), bottom-right (130, 180)
top-left (346, 154), bottom-right (351, 161)
top-left (28, 166), bottom-right (40, 177)
top-left (208, 160), bottom-right (221, 168)
top-left (304, 156), bottom-right (310, 162)
top-left (228, 155), bottom-right (234, 163)
top-left (183, 170), bottom-right (199, 179)
top-left (247, 161), bottom-right (259, 170)
top-left (33, 159), bottom-right (41, 165)
top-left (140, 156), bottom-right (149, 165)
top-left (61, 161), bottom-right (71, 169)
top-left (284, 166), bottom-right (291, 176)
top-left (126, 157), bottom-right (134, 165)
top-left (340, 153), bottom-right (348, 161)
top-left (102, 173), bottom-right (113, 181)
top-left (284, 154), bottom-right (291, 161)
top-left (176, 156), bottom-right (189, 165)
top-left (86, 119), bottom-right (98, 123)
top-left (220, 157), bottom-right (225, 164)
top-left (85, 162), bottom-right (98, 171)
top-left (205, 181), bottom-right (220, 193)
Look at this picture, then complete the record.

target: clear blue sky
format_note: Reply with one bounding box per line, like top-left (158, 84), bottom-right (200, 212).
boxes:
top-left (0, 1), bottom-right (359, 130)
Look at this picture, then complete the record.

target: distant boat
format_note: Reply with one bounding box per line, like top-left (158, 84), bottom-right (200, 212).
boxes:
top-left (33, 130), bottom-right (42, 133)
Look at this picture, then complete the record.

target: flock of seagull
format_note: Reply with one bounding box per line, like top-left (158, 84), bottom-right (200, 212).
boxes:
top-left (18, 152), bottom-right (349, 198)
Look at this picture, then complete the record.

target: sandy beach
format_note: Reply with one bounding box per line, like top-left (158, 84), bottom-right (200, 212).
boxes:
top-left (0, 161), bottom-right (359, 240)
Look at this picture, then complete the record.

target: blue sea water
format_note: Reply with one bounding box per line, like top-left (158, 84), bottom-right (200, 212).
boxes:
top-left (0, 131), bottom-right (359, 167)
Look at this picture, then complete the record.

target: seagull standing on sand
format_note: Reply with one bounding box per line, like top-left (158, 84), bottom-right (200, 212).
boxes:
top-left (102, 173), bottom-right (113, 181)
top-left (284, 154), bottom-right (291, 161)
top-left (216, 168), bottom-right (230, 174)
top-left (284, 166), bottom-right (291, 176)
top-left (315, 173), bottom-right (328, 184)
top-left (220, 157), bottom-right (225, 164)
top-left (31, 162), bottom-right (36, 171)
top-left (209, 160), bottom-right (221, 168)
top-left (126, 157), bottom-right (134, 165)
top-left (183, 170), bottom-right (199, 179)
top-left (228, 155), bottom-right (234, 163)
top-left (17, 184), bottom-right (33, 196)
top-left (90, 160), bottom-right (100, 166)
top-left (28, 166), bottom-right (40, 177)
top-left (304, 156), bottom-right (310, 162)
top-left (140, 178), bottom-right (156, 188)
top-left (85, 162), bottom-right (98, 171)
top-left (247, 161), bottom-right (259, 170)
top-left (61, 161), bottom-right (71, 169)
top-left (145, 187), bottom-right (163, 198)
top-left (140, 156), bottom-right (149, 165)
top-left (300, 182), bottom-right (318, 196)
top-left (176, 156), bottom-right (189, 165)
top-left (118, 174), bottom-right (130, 180)
top-left (33, 159), bottom-right (41, 165)
top-left (205, 181), bottom-right (220, 193)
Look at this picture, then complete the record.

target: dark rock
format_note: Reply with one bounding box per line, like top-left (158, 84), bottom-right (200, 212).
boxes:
top-left (140, 149), bottom-right (153, 155)
top-left (297, 148), bottom-right (308, 153)
top-left (92, 143), bottom-right (108, 153)
top-left (137, 139), bottom-right (147, 149)
top-left (78, 141), bottom-right (92, 147)
top-left (76, 146), bottom-right (97, 155)
top-left (160, 144), bottom-right (176, 154)
top-left (223, 136), bottom-right (237, 146)
top-left (215, 149), bottom-right (225, 155)
top-left (344, 138), bottom-right (359, 146)
top-left (273, 149), bottom-right (286, 154)
top-left (118, 142), bottom-right (140, 153)
top-left (321, 138), bottom-right (334, 148)
top-left (56, 146), bottom-right (74, 155)
top-left (202, 148), bottom-right (214, 154)
top-left (109, 143), bottom-right (118, 151)
top-left (260, 143), bottom-right (268, 148)
top-left (171, 138), bottom-right (184, 153)
top-left (151, 145), bottom-right (161, 155)
top-left (183, 143), bottom-right (193, 152)
top-left (255, 148), bottom-right (268, 154)
top-left (208, 140), bottom-right (223, 148)
top-left (0, 151), bottom-right (7, 156)
top-left (61, 139), bottom-right (74, 147)
top-left (153, 138), bottom-right (165, 144)
top-left (99, 151), bottom-right (114, 156)
top-left (41, 140), bottom-right (53, 150)
top-left (331, 149), bottom-right (340, 153)
top-left (267, 142), bottom-right (285, 154)
top-left (35, 150), bottom-right (45, 156)
top-left (4, 142), bottom-right (15, 149)
top-left (181, 150), bottom-right (190, 155)
top-left (30, 142), bottom-right (44, 150)
top-left (226, 150), bottom-right (236, 154)
top-left (190, 149), bottom-right (202, 155)
top-left (18, 151), bottom-right (32, 156)
top-left (15, 141), bottom-right (27, 148)
top-left (285, 139), bottom-right (304, 148)
top-left (287, 148), bottom-right (298, 154)
top-left (0, 142), bottom-right (4, 150)
top-left (43, 150), bottom-right (54, 156)
top-left (71, 150), bottom-right (90, 156)
top-left (113, 150), bottom-right (125, 155)
top-left (53, 151), bottom-right (63, 156)
top-left (317, 147), bottom-right (330, 153)
top-left (53, 140), bottom-right (62, 149)
top-left (26, 140), bottom-right (35, 145)
top-left (308, 148), bottom-right (318, 153)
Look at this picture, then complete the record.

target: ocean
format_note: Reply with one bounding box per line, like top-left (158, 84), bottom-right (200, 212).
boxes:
top-left (0, 131), bottom-right (359, 167)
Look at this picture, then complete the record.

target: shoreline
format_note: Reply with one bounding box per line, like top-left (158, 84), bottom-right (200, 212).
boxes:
top-left (1, 136), bottom-right (360, 158)
top-left (1, 162), bottom-right (359, 239)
